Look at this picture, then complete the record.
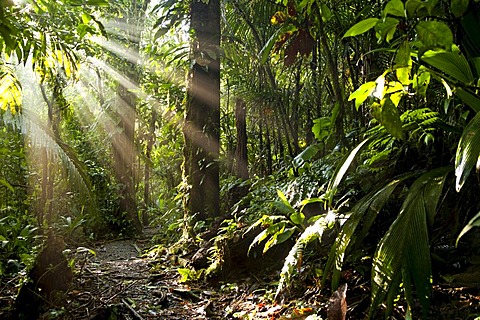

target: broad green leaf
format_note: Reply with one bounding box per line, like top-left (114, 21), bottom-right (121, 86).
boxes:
top-left (406, 0), bottom-right (428, 18)
top-left (293, 144), bottom-right (320, 167)
top-left (412, 66), bottom-right (431, 96)
top-left (456, 88), bottom-right (480, 113)
top-left (416, 21), bottom-right (453, 49)
top-left (421, 45), bottom-right (473, 84)
top-left (457, 211), bottom-right (480, 245)
top-left (275, 227), bottom-right (296, 245)
top-left (375, 17), bottom-right (399, 43)
top-left (451, 0), bottom-right (469, 18)
top-left (290, 212), bottom-right (305, 225)
top-left (84, 0), bottom-right (109, 5)
top-left (277, 189), bottom-right (295, 213)
top-left (343, 18), bottom-right (379, 38)
top-left (320, 3), bottom-right (332, 21)
top-left (455, 111), bottom-right (480, 191)
top-left (312, 117), bottom-right (331, 140)
top-left (395, 41), bottom-right (412, 85)
top-left (383, 0), bottom-right (406, 18)
top-left (273, 201), bottom-right (296, 214)
top-left (0, 179), bottom-right (14, 192)
top-left (324, 176), bottom-right (409, 288)
top-left (348, 81), bottom-right (376, 110)
top-left (372, 97), bottom-right (404, 140)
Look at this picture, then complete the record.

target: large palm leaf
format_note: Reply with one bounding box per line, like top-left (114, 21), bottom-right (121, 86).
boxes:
top-left (370, 167), bottom-right (450, 318)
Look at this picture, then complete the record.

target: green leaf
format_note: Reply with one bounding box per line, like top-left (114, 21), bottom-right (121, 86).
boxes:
top-left (312, 117), bottom-right (331, 141)
top-left (372, 97), bottom-right (404, 140)
top-left (348, 81), bottom-right (376, 110)
top-left (343, 18), bottom-right (379, 38)
top-left (0, 179), bottom-right (14, 192)
top-left (275, 227), bottom-right (296, 245)
top-left (324, 176), bottom-right (409, 288)
top-left (421, 45), bottom-right (473, 84)
top-left (456, 211), bottom-right (480, 245)
top-left (290, 212), bottom-right (305, 225)
top-left (395, 41), bottom-right (412, 84)
top-left (276, 189), bottom-right (295, 212)
top-left (320, 3), bottom-right (332, 21)
top-left (84, 0), bottom-right (109, 5)
top-left (293, 144), bottom-right (320, 168)
top-left (383, 0), bottom-right (406, 18)
top-left (455, 111), bottom-right (480, 191)
top-left (406, 0), bottom-right (428, 18)
top-left (416, 21), bottom-right (453, 49)
top-left (412, 66), bottom-right (431, 96)
top-left (451, 0), bottom-right (469, 18)
top-left (326, 138), bottom-right (372, 204)
top-left (456, 88), bottom-right (480, 113)
top-left (375, 17), bottom-right (400, 43)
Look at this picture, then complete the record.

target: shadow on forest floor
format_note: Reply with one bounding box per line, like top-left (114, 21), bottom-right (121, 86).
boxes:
top-left (1, 226), bottom-right (480, 319)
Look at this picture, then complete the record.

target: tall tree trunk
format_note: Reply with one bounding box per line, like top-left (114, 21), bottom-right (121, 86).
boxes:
top-left (111, 0), bottom-right (150, 234)
top-left (234, 98), bottom-right (248, 180)
top-left (113, 82), bottom-right (141, 233)
top-left (183, 0), bottom-right (221, 230)
top-left (143, 107), bottom-right (157, 225)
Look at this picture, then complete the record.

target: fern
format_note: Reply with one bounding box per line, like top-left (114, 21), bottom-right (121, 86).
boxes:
top-left (275, 210), bottom-right (335, 300)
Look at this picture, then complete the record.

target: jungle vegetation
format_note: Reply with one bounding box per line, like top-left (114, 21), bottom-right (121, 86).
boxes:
top-left (1, 0), bottom-right (480, 318)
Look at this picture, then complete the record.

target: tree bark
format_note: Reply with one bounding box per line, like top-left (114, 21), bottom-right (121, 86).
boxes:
top-left (183, 0), bottom-right (221, 228)
top-left (234, 98), bottom-right (249, 180)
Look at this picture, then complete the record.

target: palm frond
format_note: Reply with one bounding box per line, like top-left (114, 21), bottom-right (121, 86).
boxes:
top-left (323, 173), bottom-right (414, 290)
top-left (455, 110), bottom-right (480, 191)
top-left (370, 167), bottom-right (450, 318)
top-left (3, 111), bottom-right (94, 206)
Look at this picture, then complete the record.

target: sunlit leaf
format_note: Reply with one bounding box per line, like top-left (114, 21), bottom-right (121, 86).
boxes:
top-left (372, 97), bottom-right (404, 140)
top-left (343, 18), bottom-right (379, 38)
top-left (348, 81), bottom-right (376, 110)
top-left (293, 144), bottom-right (320, 167)
top-left (326, 138), bottom-right (371, 204)
top-left (375, 17), bottom-right (399, 43)
top-left (421, 45), bottom-right (473, 84)
top-left (383, 0), bottom-right (406, 18)
top-left (455, 111), bottom-right (480, 191)
top-left (290, 212), bottom-right (305, 225)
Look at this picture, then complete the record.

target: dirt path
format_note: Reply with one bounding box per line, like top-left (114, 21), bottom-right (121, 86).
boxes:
top-left (67, 227), bottom-right (293, 320)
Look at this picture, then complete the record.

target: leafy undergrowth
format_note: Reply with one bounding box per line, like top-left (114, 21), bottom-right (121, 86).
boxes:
top-left (0, 227), bottom-right (479, 319)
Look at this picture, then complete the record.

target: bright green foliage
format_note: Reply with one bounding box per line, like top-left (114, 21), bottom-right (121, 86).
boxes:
top-left (455, 111), bottom-right (480, 191)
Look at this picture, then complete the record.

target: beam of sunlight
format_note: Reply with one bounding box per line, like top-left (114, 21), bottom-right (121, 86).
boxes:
top-left (89, 36), bottom-right (142, 67)
top-left (104, 20), bottom-right (142, 44)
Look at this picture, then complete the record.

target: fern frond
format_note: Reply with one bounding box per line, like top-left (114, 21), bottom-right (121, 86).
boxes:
top-left (275, 211), bottom-right (334, 300)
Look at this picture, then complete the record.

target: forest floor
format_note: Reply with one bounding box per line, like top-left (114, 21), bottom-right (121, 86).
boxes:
top-left (1, 226), bottom-right (480, 319)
